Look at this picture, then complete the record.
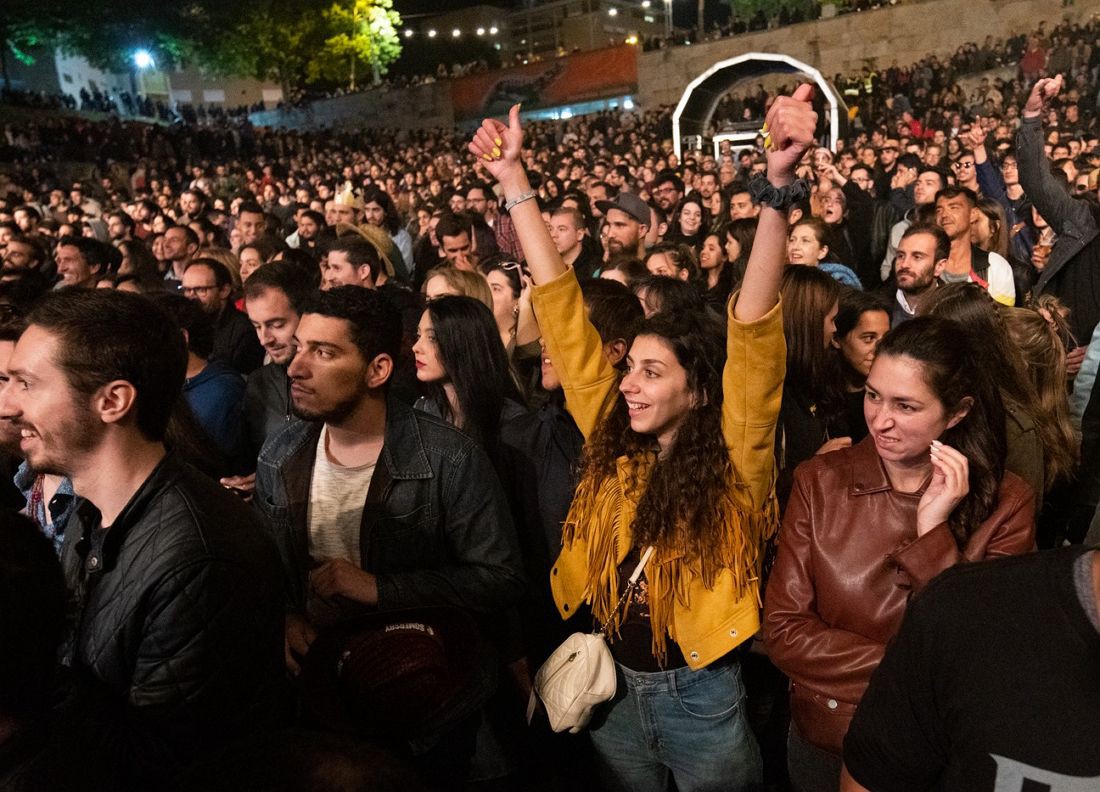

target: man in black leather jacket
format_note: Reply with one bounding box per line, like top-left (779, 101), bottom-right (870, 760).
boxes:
top-left (253, 287), bottom-right (524, 781)
top-left (0, 289), bottom-right (284, 790)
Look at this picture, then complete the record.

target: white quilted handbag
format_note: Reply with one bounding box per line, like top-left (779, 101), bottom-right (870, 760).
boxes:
top-left (531, 547), bottom-right (655, 733)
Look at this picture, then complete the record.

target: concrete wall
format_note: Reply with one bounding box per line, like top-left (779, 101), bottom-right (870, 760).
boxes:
top-left (165, 70), bottom-right (283, 108)
top-left (251, 81), bottom-right (454, 131)
top-left (637, 0), bottom-right (1100, 107)
top-left (250, 0), bottom-right (1097, 129)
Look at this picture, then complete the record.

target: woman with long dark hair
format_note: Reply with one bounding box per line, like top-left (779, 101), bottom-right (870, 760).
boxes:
top-left (663, 195), bottom-right (709, 252)
top-left (775, 266), bottom-right (844, 505)
top-left (724, 217), bottom-right (757, 289)
top-left (924, 282), bottom-right (1055, 501)
top-left (411, 295), bottom-right (526, 464)
top-left (469, 86), bottom-right (819, 791)
top-left (699, 228), bottom-right (734, 310)
top-left (830, 290), bottom-right (891, 442)
top-left (764, 316), bottom-right (1035, 792)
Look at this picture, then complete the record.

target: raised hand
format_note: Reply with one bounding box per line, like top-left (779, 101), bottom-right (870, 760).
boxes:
top-left (961, 118), bottom-right (988, 152)
top-left (1023, 75), bottom-right (1064, 119)
top-left (764, 84), bottom-right (819, 184)
top-left (468, 103), bottom-right (524, 184)
top-left (916, 441), bottom-right (970, 536)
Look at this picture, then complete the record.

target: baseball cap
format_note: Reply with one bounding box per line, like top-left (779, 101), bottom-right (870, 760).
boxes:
top-left (596, 193), bottom-right (651, 225)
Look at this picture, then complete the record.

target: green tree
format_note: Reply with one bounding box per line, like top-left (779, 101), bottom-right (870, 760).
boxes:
top-left (198, 0), bottom-right (329, 100)
top-left (310, 0), bottom-right (402, 90)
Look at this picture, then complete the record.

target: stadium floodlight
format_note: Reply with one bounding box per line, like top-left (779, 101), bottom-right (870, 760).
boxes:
top-left (133, 50), bottom-right (155, 70)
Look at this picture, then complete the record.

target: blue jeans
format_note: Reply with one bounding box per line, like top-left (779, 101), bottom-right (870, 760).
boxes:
top-left (588, 659), bottom-right (763, 792)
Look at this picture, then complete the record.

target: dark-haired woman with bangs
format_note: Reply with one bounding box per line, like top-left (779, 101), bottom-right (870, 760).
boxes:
top-left (469, 85), bottom-right (820, 791)
top-left (764, 316), bottom-right (1036, 792)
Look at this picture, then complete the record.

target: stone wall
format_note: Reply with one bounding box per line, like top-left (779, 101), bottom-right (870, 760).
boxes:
top-left (638, 0), bottom-right (1099, 107)
top-left (251, 81), bottom-right (454, 131)
top-left (252, 0), bottom-right (1098, 129)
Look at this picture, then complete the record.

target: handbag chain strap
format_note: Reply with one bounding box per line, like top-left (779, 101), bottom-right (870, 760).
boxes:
top-left (596, 545), bottom-right (655, 637)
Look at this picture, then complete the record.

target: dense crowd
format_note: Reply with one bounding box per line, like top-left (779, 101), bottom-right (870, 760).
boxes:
top-left (0, 14), bottom-right (1099, 792)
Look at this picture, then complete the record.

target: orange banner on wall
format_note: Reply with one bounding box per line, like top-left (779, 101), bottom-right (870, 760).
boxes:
top-left (452, 46), bottom-right (638, 120)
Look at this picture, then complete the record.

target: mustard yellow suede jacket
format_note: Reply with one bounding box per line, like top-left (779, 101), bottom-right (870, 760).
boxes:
top-left (531, 268), bottom-right (785, 669)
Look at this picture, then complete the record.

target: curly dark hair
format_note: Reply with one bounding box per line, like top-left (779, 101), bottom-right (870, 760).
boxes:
top-left (575, 306), bottom-right (744, 579)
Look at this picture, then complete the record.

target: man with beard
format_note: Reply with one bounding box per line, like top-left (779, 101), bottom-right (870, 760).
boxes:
top-left (161, 225), bottom-right (200, 283)
top-left (181, 258), bottom-right (264, 374)
top-left (881, 166), bottom-right (946, 280)
top-left (888, 223), bottom-right (947, 327)
top-left (0, 289), bottom-right (283, 790)
top-left (596, 193), bottom-right (650, 260)
top-left (253, 286), bottom-right (523, 785)
top-left (288, 209), bottom-right (325, 250)
top-left (178, 189), bottom-right (208, 224)
top-left (651, 170), bottom-right (683, 214)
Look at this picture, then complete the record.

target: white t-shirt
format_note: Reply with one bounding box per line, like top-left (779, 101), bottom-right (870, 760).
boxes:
top-left (941, 250), bottom-right (1016, 306)
top-left (307, 425), bottom-right (375, 567)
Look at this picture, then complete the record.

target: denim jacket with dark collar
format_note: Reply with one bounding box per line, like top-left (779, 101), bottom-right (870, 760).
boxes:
top-left (254, 395), bottom-right (525, 617)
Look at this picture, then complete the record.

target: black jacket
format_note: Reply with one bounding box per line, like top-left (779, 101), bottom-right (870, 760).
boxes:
top-left (60, 454), bottom-right (285, 790)
top-left (243, 361), bottom-right (294, 459)
top-left (212, 304), bottom-right (265, 375)
top-left (1018, 116), bottom-right (1100, 342)
top-left (499, 398), bottom-right (587, 665)
top-left (254, 396), bottom-right (525, 616)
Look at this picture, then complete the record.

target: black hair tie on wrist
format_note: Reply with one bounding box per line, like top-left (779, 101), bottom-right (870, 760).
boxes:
top-left (749, 175), bottom-right (810, 210)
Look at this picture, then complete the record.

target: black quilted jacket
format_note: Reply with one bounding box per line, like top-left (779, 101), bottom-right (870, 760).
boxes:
top-left (60, 454), bottom-right (285, 789)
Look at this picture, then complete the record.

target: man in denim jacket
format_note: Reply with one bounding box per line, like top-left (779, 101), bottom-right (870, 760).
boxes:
top-left (253, 287), bottom-right (524, 777)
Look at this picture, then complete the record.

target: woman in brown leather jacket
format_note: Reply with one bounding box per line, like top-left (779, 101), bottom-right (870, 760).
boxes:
top-left (763, 316), bottom-right (1036, 792)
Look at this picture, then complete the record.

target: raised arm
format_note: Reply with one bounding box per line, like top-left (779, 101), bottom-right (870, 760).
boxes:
top-left (1017, 75), bottom-right (1095, 238)
top-left (721, 85), bottom-right (816, 507)
top-left (468, 105), bottom-right (617, 438)
top-left (468, 105), bottom-right (566, 287)
top-left (736, 83), bottom-right (818, 322)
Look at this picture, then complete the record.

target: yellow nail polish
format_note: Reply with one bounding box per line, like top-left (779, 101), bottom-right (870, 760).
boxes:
top-left (483, 153), bottom-right (494, 162)
top-left (494, 137), bottom-right (503, 147)
top-left (492, 146), bottom-right (502, 157)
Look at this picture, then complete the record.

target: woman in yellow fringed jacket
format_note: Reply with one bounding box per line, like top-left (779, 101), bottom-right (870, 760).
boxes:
top-left (469, 85), bottom-right (818, 792)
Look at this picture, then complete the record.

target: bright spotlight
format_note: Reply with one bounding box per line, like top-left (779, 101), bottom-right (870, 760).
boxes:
top-left (489, 26), bottom-right (499, 34)
top-left (476, 27), bottom-right (485, 35)
top-left (427, 29), bottom-right (437, 37)
top-left (608, 7), bottom-right (618, 15)
top-left (133, 50), bottom-right (154, 69)
top-left (404, 29), bottom-right (413, 38)
top-left (623, 98), bottom-right (635, 110)
top-left (452, 28), bottom-right (461, 37)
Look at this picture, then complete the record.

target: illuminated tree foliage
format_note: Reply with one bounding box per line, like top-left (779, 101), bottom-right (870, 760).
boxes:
top-left (1, 0), bottom-right (403, 95)
top-left (312, 0), bottom-right (403, 89)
